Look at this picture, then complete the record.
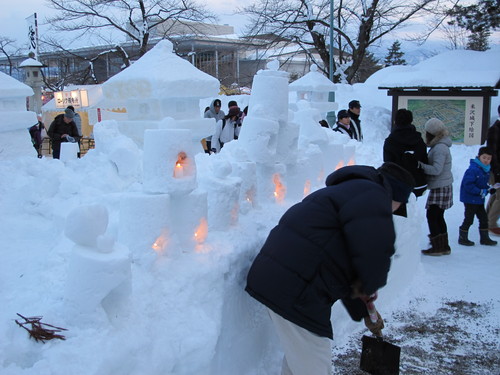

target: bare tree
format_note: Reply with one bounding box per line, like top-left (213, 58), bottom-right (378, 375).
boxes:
top-left (0, 36), bottom-right (22, 76)
top-left (440, 21), bottom-right (469, 50)
top-left (241, 0), bottom-right (457, 83)
top-left (44, 0), bottom-right (217, 66)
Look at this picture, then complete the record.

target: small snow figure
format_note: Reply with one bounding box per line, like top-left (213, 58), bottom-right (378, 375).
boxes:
top-left (64, 204), bottom-right (131, 323)
top-left (267, 59), bottom-right (280, 71)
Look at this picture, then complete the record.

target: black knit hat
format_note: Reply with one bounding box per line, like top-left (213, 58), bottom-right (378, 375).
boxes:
top-left (337, 109), bottom-right (350, 120)
top-left (378, 162), bottom-right (415, 204)
top-left (349, 100), bottom-right (361, 109)
top-left (395, 108), bottom-right (413, 126)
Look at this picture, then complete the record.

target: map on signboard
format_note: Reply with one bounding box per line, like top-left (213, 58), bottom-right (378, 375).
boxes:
top-left (408, 99), bottom-right (466, 143)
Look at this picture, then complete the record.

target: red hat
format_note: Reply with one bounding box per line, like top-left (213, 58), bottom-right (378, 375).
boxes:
top-left (228, 106), bottom-right (241, 117)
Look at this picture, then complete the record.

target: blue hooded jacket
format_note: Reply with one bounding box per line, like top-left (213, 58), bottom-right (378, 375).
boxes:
top-left (460, 158), bottom-right (490, 204)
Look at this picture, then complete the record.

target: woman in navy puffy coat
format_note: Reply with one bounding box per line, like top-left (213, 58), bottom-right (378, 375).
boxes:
top-left (458, 147), bottom-right (497, 246)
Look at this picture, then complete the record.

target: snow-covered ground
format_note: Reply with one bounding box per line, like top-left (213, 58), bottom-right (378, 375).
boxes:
top-left (0, 47), bottom-right (499, 375)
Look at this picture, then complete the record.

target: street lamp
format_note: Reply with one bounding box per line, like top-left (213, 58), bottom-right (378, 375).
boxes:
top-left (329, 0), bottom-right (334, 82)
top-left (326, 0), bottom-right (336, 127)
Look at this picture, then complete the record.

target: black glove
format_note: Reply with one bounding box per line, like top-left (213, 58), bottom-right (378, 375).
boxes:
top-left (489, 188), bottom-right (496, 195)
top-left (364, 311), bottom-right (384, 336)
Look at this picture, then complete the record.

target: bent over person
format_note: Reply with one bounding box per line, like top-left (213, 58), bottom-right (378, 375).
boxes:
top-left (245, 162), bottom-right (415, 375)
top-left (48, 108), bottom-right (80, 159)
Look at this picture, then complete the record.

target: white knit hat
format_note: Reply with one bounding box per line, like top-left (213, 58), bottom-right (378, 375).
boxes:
top-left (424, 118), bottom-right (445, 135)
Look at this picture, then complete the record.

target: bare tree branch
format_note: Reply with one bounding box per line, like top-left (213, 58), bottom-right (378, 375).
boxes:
top-left (240, 0), bottom-right (457, 83)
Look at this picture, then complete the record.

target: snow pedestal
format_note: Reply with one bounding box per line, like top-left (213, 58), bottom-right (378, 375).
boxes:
top-left (343, 143), bottom-right (357, 166)
top-left (64, 243), bottom-right (131, 322)
top-left (63, 204), bottom-right (131, 323)
top-left (286, 144), bottom-right (325, 200)
top-left (59, 142), bottom-right (79, 161)
top-left (143, 128), bottom-right (198, 195)
top-left (118, 192), bottom-right (171, 259)
top-left (248, 61), bottom-right (289, 124)
top-left (169, 189), bottom-right (208, 251)
top-left (159, 117), bottom-right (215, 144)
top-left (254, 163), bottom-right (287, 205)
top-left (231, 160), bottom-right (258, 211)
top-left (238, 61), bottom-right (290, 165)
top-left (198, 158), bottom-right (242, 231)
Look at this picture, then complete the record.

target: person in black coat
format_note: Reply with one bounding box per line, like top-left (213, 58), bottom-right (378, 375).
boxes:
top-left (383, 108), bottom-right (429, 216)
top-left (348, 100), bottom-right (363, 141)
top-left (245, 162), bottom-right (415, 375)
top-left (28, 116), bottom-right (46, 158)
top-left (332, 110), bottom-right (356, 140)
top-left (48, 108), bottom-right (80, 159)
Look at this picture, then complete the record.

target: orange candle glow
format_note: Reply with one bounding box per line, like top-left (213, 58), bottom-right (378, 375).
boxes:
top-left (273, 173), bottom-right (286, 203)
top-left (194, 217), bottom-right (208, 244)
top-left (303, 179), bottom-right (311, 197)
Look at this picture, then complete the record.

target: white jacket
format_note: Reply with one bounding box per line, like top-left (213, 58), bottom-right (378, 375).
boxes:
top-left (212, 118), bottom-right (241, 152)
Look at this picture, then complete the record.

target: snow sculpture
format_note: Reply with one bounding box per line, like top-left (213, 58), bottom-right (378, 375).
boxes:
top-left (64, 204), bottom-right (131, 322)
top-left (288, 64), bottom-right (337, 115)
top-left (143, 128), bottom-right (198, 195)
top-left (0, 71), bottom-right (37, 132)
top-left (118, 192), bottom-right (171, 258)
top-left (101, 40), bottom-right (218, 148)
top-left (237, 60), bottom-right (298, 204)
top-left (100, 40), bottom-right (221, 255)
top-left (197, 155), bottom-right (242, 231)
top-left (59, 142), bottom-right (79, 162)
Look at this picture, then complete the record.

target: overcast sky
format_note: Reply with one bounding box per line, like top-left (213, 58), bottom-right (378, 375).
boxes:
top-left (1, 0), bottom-right (498, 63)
top-left (0, 0), bottom-right (251, 48)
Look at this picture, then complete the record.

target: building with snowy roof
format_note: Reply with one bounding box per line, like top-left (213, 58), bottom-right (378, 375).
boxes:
top-left (374, 49), bottom-right (499, 145)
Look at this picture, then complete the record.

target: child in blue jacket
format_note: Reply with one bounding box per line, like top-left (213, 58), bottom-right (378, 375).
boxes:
top-left (459, 147), bottom-right (497, 246)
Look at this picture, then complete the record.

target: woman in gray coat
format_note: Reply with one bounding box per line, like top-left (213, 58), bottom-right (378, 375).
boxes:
top-left (419, 118), bottom-right (453, 256)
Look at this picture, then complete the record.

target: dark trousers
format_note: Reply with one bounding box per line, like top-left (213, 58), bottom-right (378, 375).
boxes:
top-left (427, 204), bottom-right (447, 237)
top-left (52, 142), bottom-right (61, 159)
top-left (460, 203), bottom-right (488, 230)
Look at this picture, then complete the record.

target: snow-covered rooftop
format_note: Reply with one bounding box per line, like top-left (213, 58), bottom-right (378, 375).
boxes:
top-left (289, 64), bottom-right (336, 92)
top-left (0, 71), bottom-right (33, 98)
top-left (19, 58), bottom-right (43, 68)
top-left (369, 48), bottom-right (500, 88)
top-left (102, 40), bottom-right (220, 100)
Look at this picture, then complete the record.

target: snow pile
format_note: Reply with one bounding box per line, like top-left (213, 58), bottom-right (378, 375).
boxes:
top-left (368, 48), bottom-right (500, 88)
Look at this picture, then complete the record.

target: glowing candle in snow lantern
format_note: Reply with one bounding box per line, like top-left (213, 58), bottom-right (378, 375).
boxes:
top-left (335, 160), bottom-right (344, 170)
top-left (348, 157), bottom-right (356, 166)
top-left (245, 187), bottom-right (256, 204)
top-left (173, 151), bottom-right (187, 178)
top-left (152, 231), bottom-right (169, 253)
top-left (304, 180), bottom-right (311, 197)
top-left (273, 173), bottom-right (286, 203)
top-left (194, 217), bottom-right (208, 244)
top-left (317, 169), bottom-right (324, 183)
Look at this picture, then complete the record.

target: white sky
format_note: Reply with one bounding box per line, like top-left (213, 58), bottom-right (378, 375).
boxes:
top-left (0, 0), bottom-right (252, 47)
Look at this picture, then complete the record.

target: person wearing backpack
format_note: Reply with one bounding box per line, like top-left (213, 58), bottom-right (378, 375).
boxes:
top-left (204, 99), bottom-right (225, 153)
top-left (383, 108), bottom-right (428, 216)
top-left (211, 106), bottom-right (242, 153)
